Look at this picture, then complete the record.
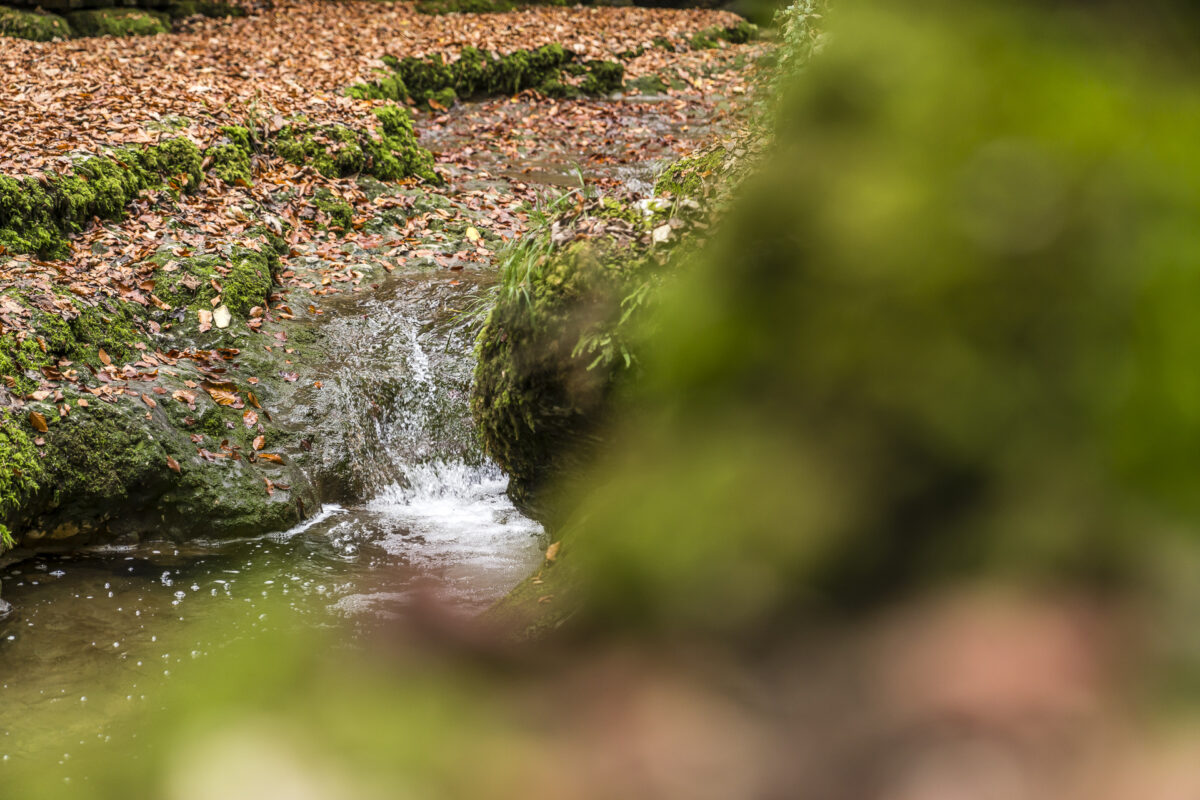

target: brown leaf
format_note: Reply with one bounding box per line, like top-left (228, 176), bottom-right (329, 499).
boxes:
top-left (98, 348), bottom-right (112, 366)
top-left (257, 452), bottom-right (284, 464)
top-left (252, 434), bottom-right (265, 451)
top-left (243, 409), bottom-right (258, 428)
top-left (28, 411), bottom-right (48, 433)
top-left (166, 456), bottom-right (181, 474)
top-left (201, 380), bottom-right (239, 406)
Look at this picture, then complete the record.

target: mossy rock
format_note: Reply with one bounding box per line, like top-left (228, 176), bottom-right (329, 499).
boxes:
top-left (690, 20), bottom-right (758, 50)
top-left (66, 8), bottom-right (169, 37)
top-left (166, 0), bottom-right (245, 19)
top-left (0, 6), bottom-right (71, 41)
top-left (0, 136), bottom-right (211, 259)
top-left (207, 142), bottom-right (253, 185)
top-left (472, 241), bottom-right (642, 524)
top-left (348, 44), bottom-right (621, 107)
top-left (152, 246), bottom-right (275, 321)
top-left (9, 397), bottom-right (315, 549)
top-left (269, 106), bottom-right (437, 184)
top-left (653, 147), bottom-right (726, 198)
top-left (312, 189), bottom-right (353, 231)
top-left (625, 74), bottom-right (669, 95)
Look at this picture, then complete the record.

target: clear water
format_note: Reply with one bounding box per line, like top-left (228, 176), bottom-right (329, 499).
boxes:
top-left (0, 268), bottom-right (545, 762)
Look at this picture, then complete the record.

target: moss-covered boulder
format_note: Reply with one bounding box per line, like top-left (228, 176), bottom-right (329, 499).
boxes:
top-left (0, 137), bottom-right (205, 259)
top-left (165, 0), bottom-right (244, 19)
top-left (66, 7), bottom-right (169, 37)
top-left (251, 106), bottom-right (438, 184)
top-left (4, 396), bottom-right (315, 554)
top-left (348, 44), bottom-right (624, 107)
top-left (0, 6), bottom-right (71, 40)
top-left (472, 237), bottom-right (646, 524)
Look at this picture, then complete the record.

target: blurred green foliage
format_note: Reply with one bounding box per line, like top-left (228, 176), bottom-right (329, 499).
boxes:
top-left (512, 0), bottom-right (1200, 635)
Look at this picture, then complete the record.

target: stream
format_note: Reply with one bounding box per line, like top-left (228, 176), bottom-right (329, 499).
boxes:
top-left (0, 267), bottom-right (544, 762)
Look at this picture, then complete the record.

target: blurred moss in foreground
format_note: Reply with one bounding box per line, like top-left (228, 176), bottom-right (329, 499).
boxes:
top-left (517, 0), bottom-right (1200, 637)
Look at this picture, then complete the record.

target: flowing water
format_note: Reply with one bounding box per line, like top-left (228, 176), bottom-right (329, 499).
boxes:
top-left (0, 267), bottom-right (545, 763)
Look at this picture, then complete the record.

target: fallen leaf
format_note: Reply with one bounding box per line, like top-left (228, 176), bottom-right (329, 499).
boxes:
top-left (29, 411), bottom-right (48, 432)
top-left (166, 456), bottom-right (181, 474)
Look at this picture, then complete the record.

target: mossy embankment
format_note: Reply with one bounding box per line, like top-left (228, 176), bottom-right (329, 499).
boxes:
top-left (65, 7), bottom-right (170, 37)
top-left (348, 44), bottom-right (625, 108)
top-left (0, 5), bottom-right (71, 40)
top-left (0, 105), bottom-right (433, 260)
top-left (0, 229), bottom-right (319, 559)
top-left (0, 105), bottom-right (440, 560)
top-left (0, 1), bottom-right (242, 41)
top-left (471, 149), bottom-right (730, 528)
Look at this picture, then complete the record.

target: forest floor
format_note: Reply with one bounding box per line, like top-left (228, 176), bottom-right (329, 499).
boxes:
top-left (0, 0), bottom-right (758, 335)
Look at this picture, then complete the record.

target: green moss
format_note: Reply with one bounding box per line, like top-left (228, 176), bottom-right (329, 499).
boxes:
top-left (429, 87), bottom-right (458, 109)
top-left (219, 125), bottom-right (255, 153)
top-left (271, 113), bottom-right (435, 183)
top-left (69, 301), bottom-right (143, 367)
top-left (208, 143), bottom-right (253, 185)
top-left (66, 8), bottom-right (169, 37)
top-left (690, 21), bottom-right (759, 50)
top-left (166, 0), bottom-right (246, 19)
top-left (0, 6), bottom-right (71, 41)
top-left (312, 189), bottom-right (354, 232)
top-left (0, 133), bottom-right (270, 258)
top-left (349, 44), bottom-right (619, 107)
top-left (538, 79), bottom-right (579, 99)
top-left (472, 240), bottom-right (644, 522)
top-left (193, 406), bottom-right (228, 438)
top-left (580, 60), bottom-right (624, 95)
top-left (625, 74), bottom-right (669, 95)
top-left (151, 246), bottom-right (273, 321)
top-left (653, 147), bottom-right (726, 198)
top-left (0, 411), bottom-right (42, 552)
top-left (142, 137), bottom-right (204, 192)
top-left (222, 250), bottom-right (274, 316)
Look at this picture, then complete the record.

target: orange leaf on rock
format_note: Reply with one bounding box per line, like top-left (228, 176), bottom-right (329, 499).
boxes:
top-left (201, 380), bottom-right (239, 406)
top-left (28, 411), bottom-right (48, 432)
top-left (243, 409), bottom-right (258, 428)
top-left (166, 456), bottom-right (181, 474)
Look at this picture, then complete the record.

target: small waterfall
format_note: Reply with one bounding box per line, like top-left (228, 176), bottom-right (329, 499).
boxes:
top-left (300, 273), bottom-right (491, 499)
top-left (290, 271), bottom-right (544, 610)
